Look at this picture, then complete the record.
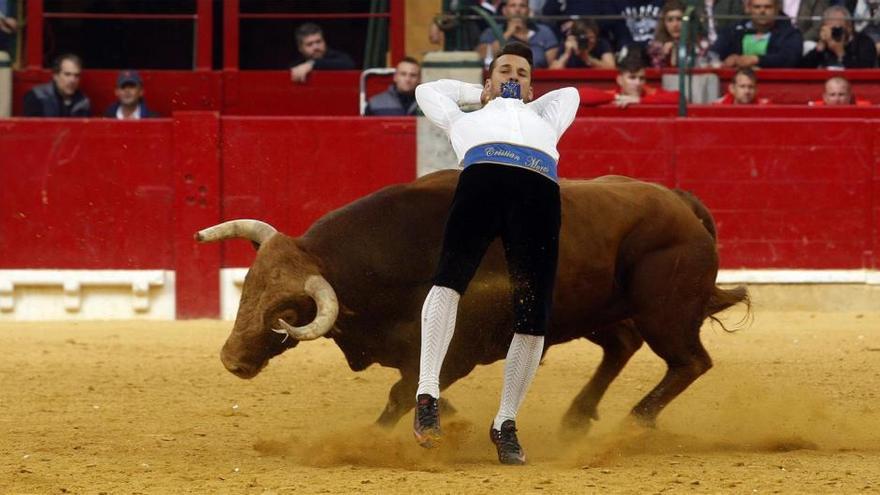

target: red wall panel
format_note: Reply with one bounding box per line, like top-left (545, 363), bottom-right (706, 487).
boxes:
top-left (558, 118), bottom-right (675, 184)
top-left (675, 119), bottom-right (875, 269)
top-left (219, 116), bottom-right (417, 267)
top-left (0, 119), bottom-right (176, 269)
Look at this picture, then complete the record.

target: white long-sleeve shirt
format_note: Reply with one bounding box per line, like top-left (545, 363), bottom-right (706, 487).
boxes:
top-left (415, 79), bottom-right (580, 180)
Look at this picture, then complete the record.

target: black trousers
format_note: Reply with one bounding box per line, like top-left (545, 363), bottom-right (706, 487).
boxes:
top-left (433, 163), bottom-right (561, 336)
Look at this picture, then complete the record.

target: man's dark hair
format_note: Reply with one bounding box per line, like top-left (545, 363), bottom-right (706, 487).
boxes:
top-left (399, 56), bottom-right (420, 66)
top-left (295, 23), bottom-right (323, 45)
top-left (617, 47), bottom-right (646, 74)
top-left (488, 41), bottom-right (533, 73)
top-left (733, 67), bottom-right (757, 84)
top-left (51, 53), bottom-right (83, 74)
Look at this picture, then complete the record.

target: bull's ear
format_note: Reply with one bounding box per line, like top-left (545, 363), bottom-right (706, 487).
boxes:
top-left (251, 241), bottom-right (261, 251)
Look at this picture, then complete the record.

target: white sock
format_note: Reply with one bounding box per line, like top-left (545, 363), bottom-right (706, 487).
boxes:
top-left (416, 285), bottom-right (460, 399)
top-left (493, 333), bottom-right (544, 430)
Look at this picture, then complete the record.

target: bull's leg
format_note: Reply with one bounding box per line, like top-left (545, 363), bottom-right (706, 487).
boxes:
top-left (626, 246), bottom-right (715, 427)
top-left (375, 368), bottom-right (467, 428)
top-left (376, 373), bottom-right (418, 428)
top-left (629, 324), bottom-right (712, 427)
top-left (560, 320), bottom-right (643, 434)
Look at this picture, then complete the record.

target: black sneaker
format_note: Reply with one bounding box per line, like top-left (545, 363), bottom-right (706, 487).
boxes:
top-left (413, 394), bottom-right (441, 448)
top-left (489, 420), bottom-right (526, 465)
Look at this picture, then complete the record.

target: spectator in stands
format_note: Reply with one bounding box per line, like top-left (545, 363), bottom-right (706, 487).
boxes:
top-left (809, 76), bottom-right (872, 105)
top-left (23, 53), bottom-right (91, 117)
top-left (430, 0), bottom-right (502, 51)
top-left (578, 49), bottom-right (679, 107)
top-left (781, 0), bottom-right (828, 43)
top-left (801, 5), bottom-right (878, 68)
top-left (848, 0), bottom-right (880, 60)
top-left (542, 0), bottom-right (664, 52)
top-left (714, 68), bottom-right (771, 104)
top-left (0, 0), bottom-right (18, 118)
top-left (103, 70), bottom-right (159, 119)
top-left (549, 19), bottom-right (617, 69)
top-left (712, 0), bottom-right (804, 68)
top-left (697, 0), bottom-right (747, 45)
top-left (364, 57), bottom-right (421, 116)
top-left (290, 23), bottom-right (355, 83)
top-left (648, 0), bottom-right (712, 68)
top-left (0, 0), bottom-right (16, 51)
top-left (477, 0), bottom-right (559, 68)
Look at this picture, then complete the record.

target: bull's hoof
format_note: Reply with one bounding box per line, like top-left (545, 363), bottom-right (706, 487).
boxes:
top-left (558, 409), bottom-right (598, 441)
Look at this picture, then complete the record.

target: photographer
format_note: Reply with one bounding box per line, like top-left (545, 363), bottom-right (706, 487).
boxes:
top-left (801, 5), bottom-right (877, 68)
top-left (549, 19), bottom-right (616, 69)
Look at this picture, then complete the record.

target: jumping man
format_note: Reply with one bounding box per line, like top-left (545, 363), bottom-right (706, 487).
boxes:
top-left (413, 42), bottom-right (579, 465)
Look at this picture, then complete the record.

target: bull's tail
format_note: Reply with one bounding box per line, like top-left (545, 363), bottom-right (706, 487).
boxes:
top-left (674, 189), bottom-right (751, 329)
top-left (673, 189), bottom-right (717, 240)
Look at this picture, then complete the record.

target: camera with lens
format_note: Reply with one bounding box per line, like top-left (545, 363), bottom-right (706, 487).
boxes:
top-left (570, 25), bottom-right (590, 50)
top-left (831, 26), bottom-right (845, 42)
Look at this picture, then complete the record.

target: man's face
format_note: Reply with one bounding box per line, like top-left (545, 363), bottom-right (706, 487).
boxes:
top-left (298, 33), bottom-right (327, 60)
top-left (730, 74), bottom-right (756, 104)
top-left (749, 0), bottom-right (778, 31)
top-left (503, 0), bottom-right (529, 19)
top-left (823, 10), bottom-right (851, 37)
top-left (485, 54), bottom-right (533, 102)
top-left (393, 61), bottom-right (421, 94)
top-left (115, 83), bottom-right (143, 107)
top-left (617, 69), bottom-right (646, 97)
top-left (823, 79), bottom-right (851, 105)
top-left (53, 59), bottom-right (81, 97)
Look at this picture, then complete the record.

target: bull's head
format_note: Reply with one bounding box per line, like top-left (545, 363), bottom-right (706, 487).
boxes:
top-left (195, 220), bottom-right (339, 379)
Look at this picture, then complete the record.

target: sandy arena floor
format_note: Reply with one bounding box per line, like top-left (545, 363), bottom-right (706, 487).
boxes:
top-left (2, 307), bottom-right (880, 494)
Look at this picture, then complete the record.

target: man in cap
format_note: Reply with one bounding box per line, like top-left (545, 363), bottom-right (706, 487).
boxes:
top-left (104, 70), bottom-right (159, 119)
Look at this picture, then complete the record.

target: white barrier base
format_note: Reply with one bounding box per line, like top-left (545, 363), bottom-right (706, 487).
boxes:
top-left (218, 268), bottom-right (880, 321)
top-left (0, 270), bottom-right (175, 320)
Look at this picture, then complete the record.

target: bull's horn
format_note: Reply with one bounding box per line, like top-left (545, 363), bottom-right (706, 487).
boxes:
top-left (271, 275), bottom-right (339, 341)
top-left (195, 219), bottom-right (277, 244)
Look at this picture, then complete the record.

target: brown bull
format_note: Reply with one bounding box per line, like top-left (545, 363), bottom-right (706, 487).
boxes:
top-left (196, 171), bottom-right (747, 432)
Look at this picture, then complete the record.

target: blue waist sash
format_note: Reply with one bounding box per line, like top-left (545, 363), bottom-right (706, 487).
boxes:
top-left (462, 143), bottom-right (558, 182)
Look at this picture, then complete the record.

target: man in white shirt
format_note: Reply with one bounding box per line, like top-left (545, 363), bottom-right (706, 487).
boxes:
top-left (413, 41), bottom-right (579, 465)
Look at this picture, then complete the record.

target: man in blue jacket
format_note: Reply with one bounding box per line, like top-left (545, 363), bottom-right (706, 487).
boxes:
top-left (365, 57), bottom-right (421, 116)
top-left (712, 0), bottom-right (804, 68)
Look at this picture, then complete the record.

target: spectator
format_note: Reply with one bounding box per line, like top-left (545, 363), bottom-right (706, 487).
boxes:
top-left (0, 0), bottom-right (16, 51)
top-left (714, 68), bottom-right (772, 104)
top-left (849, 0), bottom-right (880, 58)
top-left (0, 0), bottom-right (17, 118)
top-left (103, 70), bottom-right (159, 119)
top-left (549, 19), bottom-right (617, 69)
top-left (781, 0), bottom-right (829, 42)
top-left (290, 23), bottom-right (355, 83)
top-left (578, 49), bottom-right (679, 107)
top-left (477, 0), bottom-right (559, 68)
top-left (809, 76), bottom-right (872, 105)
top-left (801, 5), bottom-right (877, 68)
top-left (543, 0), bottom-right (664, 52)
top-left (430, 0), bottom-right (503, 51)
top-left (695, 0), bottom-right (747, 45)
top-left (365, 57), bottom-right (421, 116)
top-left (712, 0), bottom-right (804, 68)
top-left (648, 0), bottom-right (712, 68)
top-left (23, 53), bottom-right (91, 117)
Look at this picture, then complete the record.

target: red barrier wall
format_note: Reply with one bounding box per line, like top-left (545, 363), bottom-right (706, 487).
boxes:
top-left (220, 117), bottom-right (417, 267)
top-left (1, 115), bottom-right (877, 318)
